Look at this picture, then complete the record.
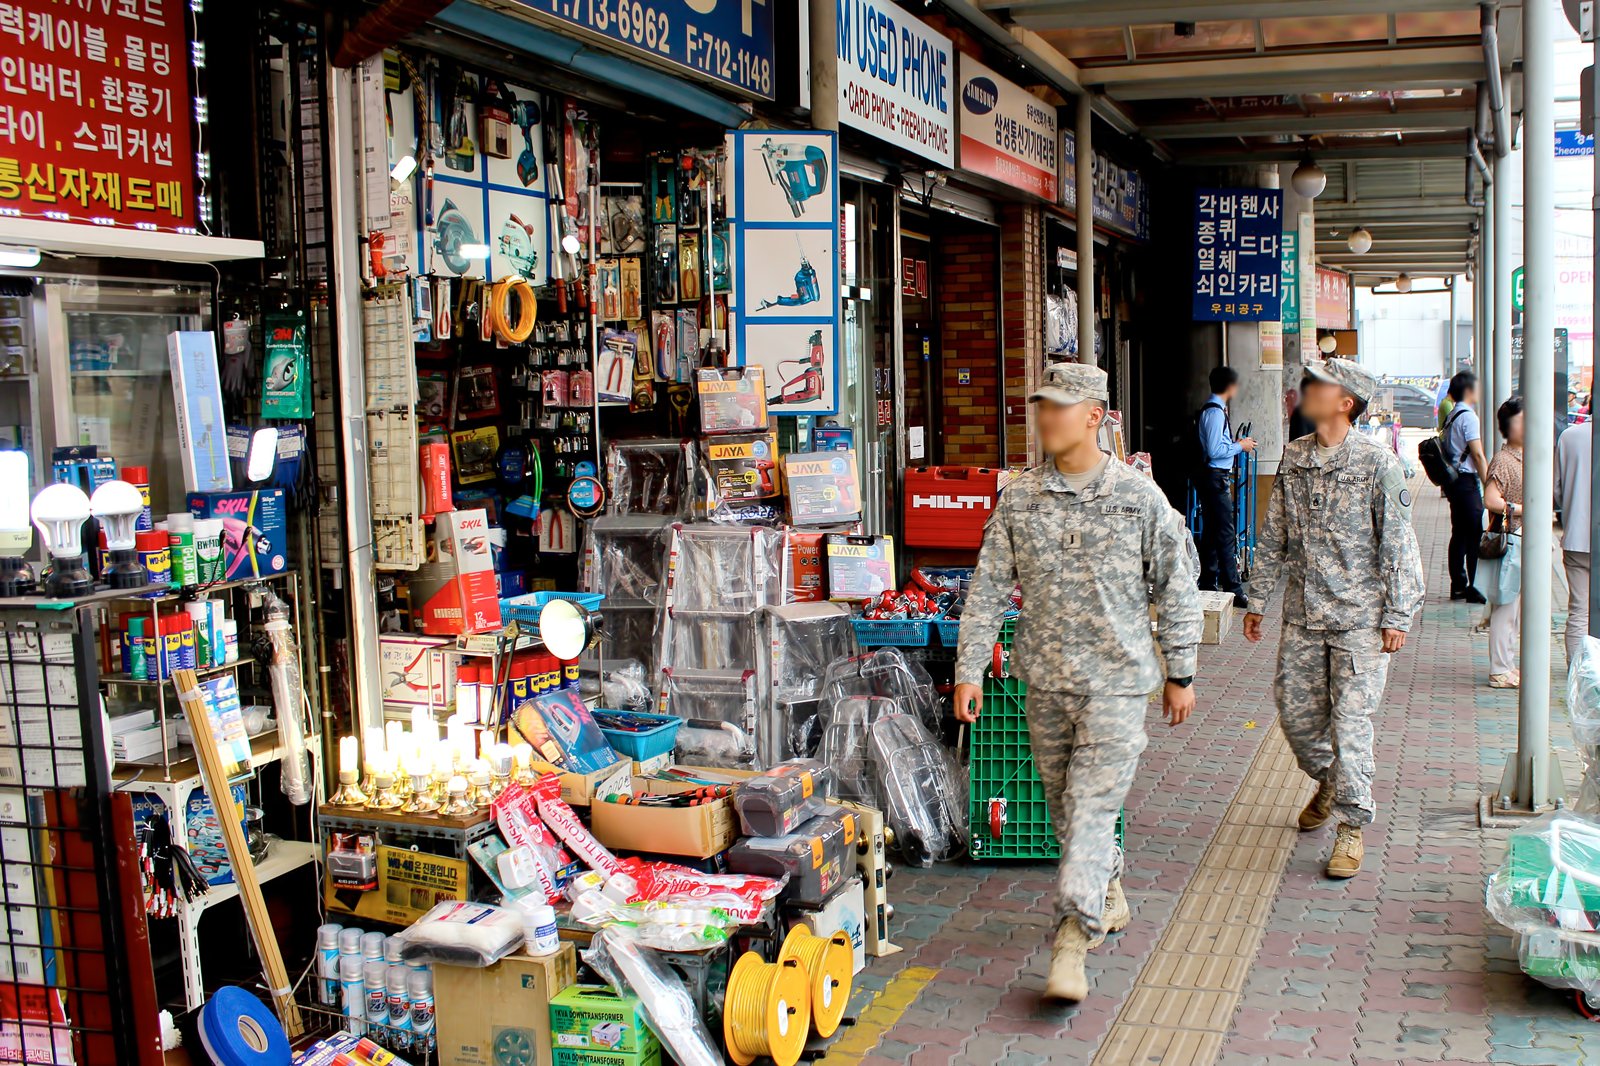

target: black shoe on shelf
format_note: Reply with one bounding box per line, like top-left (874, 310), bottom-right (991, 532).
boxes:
top-left (1462, 587), bottom-right (1488, 604)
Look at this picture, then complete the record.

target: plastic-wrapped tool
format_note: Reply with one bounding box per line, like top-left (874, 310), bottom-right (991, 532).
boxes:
top-left (1488, 811), bottom-right (1600, 1006)
top-left (734, 759), bottom-right (834, 837)
top-left (727, 807), bottom-right (854, 906)
top-left (605, 438), bottom-right (697, 517)
top-left (263, 592), bottom-right (311, 805)
top-left (869, 712), bottom-right (966, 866)
top-left (761, 602), bottom-right (858, 765)
top-left (819, 695), bottom-right (895, 804)
top-left (662, 668), bottom-right (760, 770)
top-left (1569, 637), bottom-right (1600, 813)
top-left (584, 927), bottom-right (723, 1066)
top-left (812, 648), bottom-right (940, 755)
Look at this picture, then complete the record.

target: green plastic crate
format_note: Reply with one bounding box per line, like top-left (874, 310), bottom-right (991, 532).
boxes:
top-left (966, 670), bottom-right (1125, 860)
top-left (1508, 830), bottom-right (1600, 912)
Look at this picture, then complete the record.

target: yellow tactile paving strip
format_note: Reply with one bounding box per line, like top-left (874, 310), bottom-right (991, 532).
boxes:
top-left (1093, 724), bottom-right (1306, 1066)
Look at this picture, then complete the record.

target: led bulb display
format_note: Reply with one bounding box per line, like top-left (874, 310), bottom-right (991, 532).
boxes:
top-left (31, 483), bottom-right (91, 597)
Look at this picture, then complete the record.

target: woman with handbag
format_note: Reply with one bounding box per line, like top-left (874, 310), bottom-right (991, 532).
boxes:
top-left (1482, 397), bottom-right (1525, 688)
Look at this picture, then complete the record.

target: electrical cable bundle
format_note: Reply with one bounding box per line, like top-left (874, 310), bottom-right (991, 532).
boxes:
top-left (490, 276), bottom-right (537, 343)
top-left (778, 924), bottom-right (854, 1038)
top-left (723, 951), bottom-right (810, 1066)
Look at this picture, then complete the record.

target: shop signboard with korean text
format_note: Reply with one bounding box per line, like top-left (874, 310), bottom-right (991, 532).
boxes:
top-left (1281, 230), bottom-right (1300, 333)
top-left (0, 0), bottom-right (194, 230)
top-left (514, 0), bottom-right (776, 100)
top-left (1059, 130), bottom-right (1148, 241)
top-left (727, 129), bottom-right (842, 415)
top-left (835, 0), bottom-right (953, 167)
top-left (1315, 268), bottom-right (1351, 330)
top-left (1192, 188), bottom-right (1282, 321)
top-left (956, 56), bottom-right (1056, 201)
top-left (1297, 212), bottom-right (1316, 358)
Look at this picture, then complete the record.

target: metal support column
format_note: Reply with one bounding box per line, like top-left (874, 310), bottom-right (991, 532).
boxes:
top-left (1592, 51), bottom-right (1600, 639)
top-left (327, 64), bottom-right (382, 740)
top-left (1076, 92), bottom-right (1095, 365)
top-left (1482, 198), bottom-right (1495, 442)
top-left (808, 0), bottom-right (837, 131)
top-left (1447, 276), bottom-right (1458, 378)
top-left (1492, 149), bottom-right (1514, 434)
top-left (1504, 0), bottom-right (1562, 812)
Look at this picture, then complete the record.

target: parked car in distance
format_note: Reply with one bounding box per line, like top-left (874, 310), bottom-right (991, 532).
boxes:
top-left (1380, 382), bottom-right (1438, 430)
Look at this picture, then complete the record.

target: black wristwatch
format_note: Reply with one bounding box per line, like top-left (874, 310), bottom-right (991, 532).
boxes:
top-left (1167, 676), bottom-right (1194, 688)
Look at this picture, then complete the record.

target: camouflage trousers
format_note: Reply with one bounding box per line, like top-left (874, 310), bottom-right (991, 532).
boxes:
top-left (1274, 623), bottom-right (1389, 827)
top-left (1025, 691), bottom-right (1147, 937)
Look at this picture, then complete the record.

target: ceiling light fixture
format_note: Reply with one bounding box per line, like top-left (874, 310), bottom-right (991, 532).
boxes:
top-left (1347, 226), bottom-right (1373, 255)
top-left (1291, 157), bottom-right (1327, 199)
top-left (1395, 272), bottom-right (1413, 293)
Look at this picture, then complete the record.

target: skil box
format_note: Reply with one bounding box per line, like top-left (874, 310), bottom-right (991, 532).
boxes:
top-left (549, 985), bottom-right (660, 1056)
top-left (411, 509), bottom-right (503, 635)
top-left (435, 945), bottom-right (577, 1066)
top-left (187, 489), bottom-right (288, 578)
top-left (902, 466), bottom-right (1003, 550)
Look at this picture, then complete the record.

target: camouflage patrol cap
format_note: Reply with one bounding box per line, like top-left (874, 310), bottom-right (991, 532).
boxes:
top-left (1030, 362), bottom-right (1110, 406)
top-left (1303, 357), bottom-right (1377, 404)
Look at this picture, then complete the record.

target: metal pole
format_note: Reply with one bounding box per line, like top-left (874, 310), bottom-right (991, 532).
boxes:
top-left (1590, 46), bottom-right (1600, 640)
top-left (1447, 276), bottom-right (1458, 379)
top-left (1514, 0), bottom-right (1557, 810)
top-left (1493, 148), bottom-right (1513, 423)
top-left (1076, 92), bottom-right (1096, 365)
top-left (808, 0), bottom-right (837, 131)
top-left (1482, 199), bottom-right (1496, 444)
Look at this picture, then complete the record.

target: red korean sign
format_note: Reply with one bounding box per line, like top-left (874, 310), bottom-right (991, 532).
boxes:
top-left (1315, 267), bottom-right (1351, 329)
top-left (0, 0), bottom-right (194, 230)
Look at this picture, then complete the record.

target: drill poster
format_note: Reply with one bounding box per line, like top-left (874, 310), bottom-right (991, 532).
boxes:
top-left (726, 129), bottom-right (842, 415)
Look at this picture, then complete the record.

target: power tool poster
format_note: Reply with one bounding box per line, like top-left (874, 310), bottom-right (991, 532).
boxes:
top-left (726, 129), bottom-right (841, 416)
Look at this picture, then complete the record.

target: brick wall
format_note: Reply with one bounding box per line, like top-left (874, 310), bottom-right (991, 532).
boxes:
top-left (936, 227), bottom-right (1001, 466)
top-left (1001, 202), bottom-right (1045, 466)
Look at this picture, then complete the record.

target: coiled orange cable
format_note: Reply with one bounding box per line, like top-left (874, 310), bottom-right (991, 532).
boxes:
top-left (490, 276), bottom-right (536, 343)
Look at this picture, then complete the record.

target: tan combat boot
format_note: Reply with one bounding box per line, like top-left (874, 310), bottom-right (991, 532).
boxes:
top-left (1103, 878), bottom-right (1131, 933)
top-left (1044, 920), bottom-right (1094, 1003)
top-left (1297, 777), bottom-right (1336, 831)
top-left (1326, 824), bottom-right (1364, 878)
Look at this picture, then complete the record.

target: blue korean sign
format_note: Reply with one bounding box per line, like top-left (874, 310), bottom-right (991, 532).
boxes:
top-left (516, 0), bottom-right (776, 100)
top-left (1556, 130), bottom-right (1595, 157)
top-left (1060, 130), bottom-right (1149, 241)
top-left (1281, 230), bottom-right (1300, 332)
top-left (1193, 187), bottom-right (1284, 321)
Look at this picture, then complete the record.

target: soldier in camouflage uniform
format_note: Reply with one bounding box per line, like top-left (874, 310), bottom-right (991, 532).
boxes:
top-left (955, 362), bottom-right (1203, 1004)
top-left (1244, 358), bottom-right (1424, 879)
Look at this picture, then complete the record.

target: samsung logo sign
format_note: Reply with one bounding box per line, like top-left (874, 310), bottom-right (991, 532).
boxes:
top-left (962, 76), bottom-right (997, 115)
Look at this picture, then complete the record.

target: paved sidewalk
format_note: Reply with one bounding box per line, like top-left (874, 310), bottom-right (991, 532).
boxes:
top-left (827, 477), bottom-right (1597, 1064)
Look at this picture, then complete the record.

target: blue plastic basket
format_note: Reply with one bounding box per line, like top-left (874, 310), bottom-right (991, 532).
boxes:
top-left (594, 710), bottom-right (682, 761)
top-left (499, 590), bottom-right (606, 630)
top-left (935, 618), bottom-right (963, 646)
top-left (851, 618), bottom-right (933, 647)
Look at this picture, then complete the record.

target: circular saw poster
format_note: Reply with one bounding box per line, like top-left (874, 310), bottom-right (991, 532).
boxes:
top-left (726, 129), bottom-right (841, 415)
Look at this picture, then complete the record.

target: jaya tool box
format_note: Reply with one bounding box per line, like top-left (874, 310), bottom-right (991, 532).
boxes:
top-left (903, 466), bottom-right (1003, 550)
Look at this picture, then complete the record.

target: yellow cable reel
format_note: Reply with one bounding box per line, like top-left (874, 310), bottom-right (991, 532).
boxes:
top-left (489, 276), bottom-right (537, 343)
top-left (723, 951), bottom-right (810, 1066)
top-left (778, 923), bottom-right (854, 1038)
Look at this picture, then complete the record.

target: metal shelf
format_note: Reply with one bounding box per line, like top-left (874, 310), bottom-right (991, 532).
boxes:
top-left (181, 840), bottom-right (320, 918)
top-left (103, 656), bottom-right (255, 688)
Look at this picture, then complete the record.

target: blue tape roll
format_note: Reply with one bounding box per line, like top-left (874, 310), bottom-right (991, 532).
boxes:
top-left (197, 986), bottom-right (291, 1066)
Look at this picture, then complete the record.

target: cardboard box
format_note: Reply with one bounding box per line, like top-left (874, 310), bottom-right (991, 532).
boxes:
top-left (412, 509), bottom-right (503, 635)
top-left (187, 489), bottom-right (287, 578)
top-left (702, 431), bottom-right (781, 502)
top-left (379, 634), bottom-right (453, 705)
top-left (784, 530), bottom-right (826, 602)
top-left (786, 876), bottom-right (867, 974)
top-left (590, 796), bottom-right (738, 859)
top-left (435, 946), bottom-right (577, 1066)
top-left (535, 759), bottom-right (633, 807)
top-left (549, 985), bottom-right (659, 1056)
top-left (632, 753), bottom-right (673, 777)
top-left (826, 534), bottom-right (895, 601)
top-left (1197, 590), bottom-right (1236, 645)
top-left (324, 844), bottom-right (469, 925)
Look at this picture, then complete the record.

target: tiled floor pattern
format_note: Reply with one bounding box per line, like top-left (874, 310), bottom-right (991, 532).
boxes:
top-left (826, 477), bottom-right (1600, 1064)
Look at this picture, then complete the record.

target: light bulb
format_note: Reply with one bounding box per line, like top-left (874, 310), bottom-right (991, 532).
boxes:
top-left (1291, 158), bottom-right (1326, 199)
top-left (0, 452), bottom-right (33, 596)
top-left (1395, 273), bottom-right (1413, 293)
top-left (1318, 334), bottom-right (1338, 354)
top-left (89, 480), bottom-right (146, 589)
top-left (1347, 226), bottom-right (1372, 255)
top-left (31, 483), bottom-right (92, 597)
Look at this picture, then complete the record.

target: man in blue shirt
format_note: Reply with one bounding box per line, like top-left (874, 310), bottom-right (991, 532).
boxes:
top-left (1441, 370), bottom-right (1489, 602)
top-left (1197, 367), bottom-right (1258, 607)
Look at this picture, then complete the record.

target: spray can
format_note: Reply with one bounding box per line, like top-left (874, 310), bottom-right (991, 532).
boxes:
top-left (136, 530), bottom-right (170, 588)
top-left (316, 923), bottom-right (342, 1007)
top-left (185, 603), bottom-right (210, 667)
top-left (386, 964), bottom-right (413, 1053)
top-left (408, 968), bottom-right (435, 1055)
top-left (166, 513), bottom-right (197, 587)
top-left (193, 517), bottom-right (224, 583)
top-left (364, 959), bottom-right (389, 1042)
top-left (123, 465), bottom-right (152, 531)
top-left (126, 617), bottom-right (147, 681)
top-left (178, 613), bottom-right (196, 669)
top-left (362, 930), bottom-right (386, 964)
top-left (339, 953), bottom-right (367, 1035)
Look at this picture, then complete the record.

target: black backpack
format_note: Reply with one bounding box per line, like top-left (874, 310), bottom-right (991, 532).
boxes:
top-left (1190, 400), bottom-right (1225, 476)
top-left (1418, 406), bottom-right (1467, 487)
